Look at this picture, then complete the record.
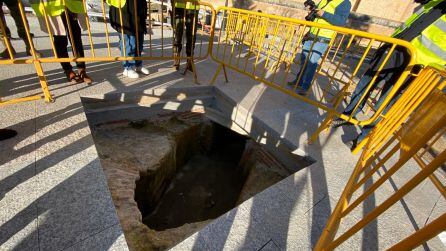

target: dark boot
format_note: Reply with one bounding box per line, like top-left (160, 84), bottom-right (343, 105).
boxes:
top-left (65, 70), bottom-right (83, 84)
top-left (186, 58), bottom-right (194, 72)
top-left (23, 37), bottom-right (42, 57)
top-left (0, 46), bottom-right (16, 59)
top-left (0, 129), bottom-right (17, 141)
top-left (26, 47), bottom-right (42, 58)
top-left (78, 68), bottom-right (93, 85)
top-left (172, 47), bottom-right (181, 70)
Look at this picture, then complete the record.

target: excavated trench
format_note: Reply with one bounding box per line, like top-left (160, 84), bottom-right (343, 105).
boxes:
top-left (91, 112), bottom-right (297, 250)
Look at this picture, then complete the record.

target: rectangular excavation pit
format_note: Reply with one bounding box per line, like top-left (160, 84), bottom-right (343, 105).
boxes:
top-left (82, 87), bottom-right (314, 250)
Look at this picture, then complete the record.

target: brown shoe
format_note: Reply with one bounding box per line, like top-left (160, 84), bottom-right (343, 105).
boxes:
top-left (65, 70), bottom-right (83, 84)
top-left (78, 68), bottom-right (93, 85)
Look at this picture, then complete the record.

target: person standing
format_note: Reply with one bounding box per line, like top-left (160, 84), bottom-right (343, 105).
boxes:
top-left (333, 0), bottom-right (446, 150)
top-left (288, 0), bottom-right (352, 95)
top-left (30, 0), bottom-right (92, 84)
top-left (171, 0), bottom-right (199, 71)
top-left (0, 0), bottom-right (42, 58)
top-left (108, 0), bottom-right (149, 79)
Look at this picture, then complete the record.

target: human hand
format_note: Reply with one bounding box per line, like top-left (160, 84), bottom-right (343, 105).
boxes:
top-left (316, 9), bottom-right (324, 17)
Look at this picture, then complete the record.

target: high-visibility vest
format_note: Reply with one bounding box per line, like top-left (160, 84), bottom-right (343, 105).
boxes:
top-left (393, 0), bottom-right (446, 66)
top-left (107, 0), bottom-right (126, 8)
top-left (309, 0), bottom-right (346, 39)
top-left (392, 0), bottom-right (443, 37)
top-left (174, 0), bottom-right (199, 10)
top-left (411, 15), bottom-right (446, 66)
top-left (31, 0), bottom-right (85, 17)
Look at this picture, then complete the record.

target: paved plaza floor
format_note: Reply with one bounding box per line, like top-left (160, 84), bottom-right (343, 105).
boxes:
top-left (0, 15), bottom-right (444, 250)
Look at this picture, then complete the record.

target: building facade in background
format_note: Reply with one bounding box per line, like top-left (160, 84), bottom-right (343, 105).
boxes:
top-left (201, 0), bottom-right (420, 36)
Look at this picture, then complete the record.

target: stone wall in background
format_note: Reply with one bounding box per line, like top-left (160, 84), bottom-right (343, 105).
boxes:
top-left (202, 0), bottom-right (420, 36)
top-left (9, 0), bottom-right (420, 36)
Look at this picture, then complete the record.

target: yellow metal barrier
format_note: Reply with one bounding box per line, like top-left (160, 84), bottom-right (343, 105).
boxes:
top-left (209, 7), bottom-right (418, 143)
top-left (315, 66), bottom-right (446, 250)
top-left (0, 0), bottom-right (215, 105)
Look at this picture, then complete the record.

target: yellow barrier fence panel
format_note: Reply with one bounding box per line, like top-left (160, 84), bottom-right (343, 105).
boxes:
top-left (209, 7), bottom-right (418, 144)
top-left (314, 66), bottom-right (446, 250)
top-left (0, 0), bottom-right (215, 105)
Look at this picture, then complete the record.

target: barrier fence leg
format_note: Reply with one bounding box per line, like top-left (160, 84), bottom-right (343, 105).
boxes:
top-left (182, 58), bottom-right (199, 84)
top-left (308, 87), bottom-right (350, 144)
top-left (191, 59), bottom-right (199, 84)
top-left (308, 113), bottom-right (333, 144)
top-left (33, 61), bottom-right (53, 103)
top-left (210, 63), bottom-right (229, 85)
top-left (222, 64), bottom-right (229, 83)
top-left (211, 63), bottom-right (222, 85)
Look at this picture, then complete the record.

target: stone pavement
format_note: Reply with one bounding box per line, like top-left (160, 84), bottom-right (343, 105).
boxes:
top-left (1, 15), bottom-right (445, 250)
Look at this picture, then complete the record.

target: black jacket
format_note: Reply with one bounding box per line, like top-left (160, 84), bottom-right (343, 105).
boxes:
top-left (109, 0), bottom-right (147, 35)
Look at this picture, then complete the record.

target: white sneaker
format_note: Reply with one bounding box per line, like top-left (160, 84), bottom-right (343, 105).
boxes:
top-left (136, 66), bottom-right (149, 75)
top-left (123, 68), bottom-right (139, 79)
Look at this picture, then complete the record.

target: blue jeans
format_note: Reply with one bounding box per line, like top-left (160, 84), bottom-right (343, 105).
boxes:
top-left (119, 33), bottom-right (144, 69)
top-left (292, 39), bottom-right (329, 91)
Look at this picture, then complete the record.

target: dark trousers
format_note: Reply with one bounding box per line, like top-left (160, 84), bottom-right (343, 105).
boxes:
top-left (173, 8), bottom-right (198, 57)
top-left (343, 45), bottom-right (411, 141)
top-left (343, 45), bottom-right (410, 116)
top-left (54, 11), bottom-right (85, 72)
top-left (0, 0), bottom-right (32, 47)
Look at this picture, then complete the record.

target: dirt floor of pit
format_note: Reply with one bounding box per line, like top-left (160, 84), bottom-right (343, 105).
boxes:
top-left (143, 150), bottom-right (247, 230)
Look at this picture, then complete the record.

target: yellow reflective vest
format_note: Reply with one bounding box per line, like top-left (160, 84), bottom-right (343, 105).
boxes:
top-left (174, 0), bottom-right (199, 10)
top-left (393, 0), bottom-right (446, 66)
top-left (31, 0), bottom-right (85, 17)
top-left (107, 0), bottom-right (126, 9)
top-left (309, 0), bottom-right (346, 39)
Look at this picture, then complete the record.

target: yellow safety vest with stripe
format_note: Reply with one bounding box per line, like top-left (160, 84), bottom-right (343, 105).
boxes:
top-left (31, 0), bottom-right (85, 17)
top-left (107, 0), bottom-right (126, 8)
top-left (174, 0), bottom-right (199, 10)
top-left (393, 0), bottom-right (446, 66)
top-left (309, 0), bottom-right (345, 39)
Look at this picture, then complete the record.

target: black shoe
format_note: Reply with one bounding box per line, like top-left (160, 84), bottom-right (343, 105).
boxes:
top-left (26, 48), bottom-right (43, 58)
top-left (332, 118), bottom-right (354, 127)
top-left (0, 47), bottom-right (16, 59)
top-left (345, 138), bottom-right (358, 151)
top-left (0, 129), bottom-right (17, 141)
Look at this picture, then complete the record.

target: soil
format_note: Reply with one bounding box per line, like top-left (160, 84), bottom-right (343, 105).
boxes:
top-left (91, 112), bottom-right (292, 250)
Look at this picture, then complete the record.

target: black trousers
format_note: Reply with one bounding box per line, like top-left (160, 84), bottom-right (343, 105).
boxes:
top-left (53, 11), bottom-right (85, 72)
top-left (343, 45), bottom-right (411, 116)
top-left (0, 0), bottom-right (31, 46)
top-left (173, 7), bottom-right (198, 57)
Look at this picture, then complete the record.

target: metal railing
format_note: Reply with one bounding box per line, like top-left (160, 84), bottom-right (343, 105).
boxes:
top-left (0, 0), bottom-right (215, 105)
top-left (315, 65), bottom-right (446, 250)
top-left (209, 7), bottom-right (418, 143)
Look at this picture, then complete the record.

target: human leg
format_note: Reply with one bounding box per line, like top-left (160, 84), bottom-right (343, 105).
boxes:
top-left (54, 34), bottom-right (82, 83)
top-left (4, 0), bottom-right (42, 57)
top-left (119, 33), bottom-right (140, 78)
top-left (0, 4), bottom-right (16, 58)
top-left (185, 9), bottom-right (198, 57)
top-left (61, 11), bottom-right (92, 83)
top-left (173, 7), bottom-right (185, 69)
top-left (296, 40), bottom-right (329, 93)
top-left (134, 32), bottom-right (149, 75)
